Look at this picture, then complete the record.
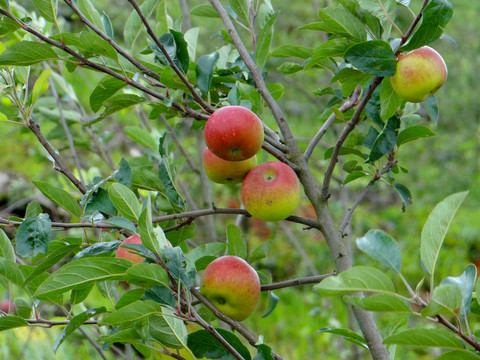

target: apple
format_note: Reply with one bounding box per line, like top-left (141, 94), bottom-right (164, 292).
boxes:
top-left (390, 46), bottom-right (447, 103)
top-left (115, 234), bottom-right (172, 264)
top-left (204, 106), bottom-right (264, 161)
top-left (0, 299), bottom-right (15, 314)
top-left (241, 161), bottom-right (301, 221)
top-left (203, 147), bottom-right (257, 184)
top-left (200, 255), bottom-right (260, 321)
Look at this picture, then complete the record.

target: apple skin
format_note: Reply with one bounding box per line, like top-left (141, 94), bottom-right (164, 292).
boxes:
top-left (203, 147), bottom-right (257, 184)
top-left (0, 300), bottom-right (15, 314)
top-left (200, 255), bottom-right (260, 321)
top-left (390, 46), bottom-right (447, 103)
top-left (115, 235), bottom-right (172, 264)
top-left (204, 106), bottom-right (264, 161)
top-left (241, 161), bottom-right (301, 221)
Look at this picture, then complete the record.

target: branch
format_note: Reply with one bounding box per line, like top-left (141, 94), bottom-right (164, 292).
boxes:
top-left (304, 87), bottom-right (360, 161)
top-left (320, 76), bottom-right (384, 201)
top-left (396, 0), bottom-right (431, 53)
top-left (126, 0), bottom-right (215, 114)
top-left (25, 318), bottom-right (97, 327)
top-left (260, 273), bottom-right (335, 291)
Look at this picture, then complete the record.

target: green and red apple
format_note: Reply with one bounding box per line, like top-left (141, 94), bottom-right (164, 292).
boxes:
top-left (204, 105), bottom-right (264, 161)
top-left (390, 46), bottom-right (447, 103)
top-left (241, 161), bottom-right (301, 221)
top-left (203, 147), bottom-right (257, 184)
top-left (115, 234), bottom-right (172, 264)
top-left (200, 255), bottom-right (260, 321)
top-left (0, 299), bottom-right (15, 314)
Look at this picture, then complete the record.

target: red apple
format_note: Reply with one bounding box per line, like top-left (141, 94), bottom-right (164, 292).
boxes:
top-left (203, 147), bottom-right (257, 184)
top-left (204, 106), bottom-right (264, 161)
top-left (115, 234), bottom-right (145, 264)
top-left (200, 255), bottom-right (260, 321)
top-left (241, 161), bottom-right (301, 221)
top-left (390, 46), bottom-right (447, 103)
top-left (0, 299), bottom-right (15, 314)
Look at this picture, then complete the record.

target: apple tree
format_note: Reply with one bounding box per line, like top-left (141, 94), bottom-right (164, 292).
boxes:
top-left (0, 0), bottom-right (476, 359)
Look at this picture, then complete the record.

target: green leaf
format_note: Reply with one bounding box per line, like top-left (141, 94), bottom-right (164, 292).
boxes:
top-left (77, 0), bottom-right (104, 32)
top-left (34, 257), bottom-right (131, 299)
top-left (441, 264), bottom-right (477, 316)
top-left (190, 4), bottom-right (219, 17)
top-left (30, 67), bottom-right (51, 106)
top-left (270, 45), bottom-right (313, 59)
top-left (126, 263), bottom-right (170, 288)
top-left (0, 41), bottom-right (60, 66)
top-left (0, 258), bottom-right (25, 286)
top-left (24, 244), bottom-right (79, 285)
top-left (226, 224), bottom-right (247, 260)
top-left (318, 328), bottom-right (368, 349)
top-left (89, 76), bottom-right (127, 113)
top-left (358, 0), bottom-right (397, 22)
top-left (317, 8), bottom-right (366, 41)
top-left (186, 242), bottom-right (226, 271)
top-left (397, 125), bottom-right (435, 147)
top-left (324, 146), bottom-right (366, 160)
top-left (16, 214), bottom-right (52, 257)
top-left (70, 284), bottom-right (94, 305)
top-left (229, 0), bottom-right (249, 22)
top-left (367, 116), bottom-right (400, 162)
top-left (71, 241), bottom-right (121, 261)
top-left (100, 300), bottom-right (162, 325)
top-left (425, 95), bottom-right (440, 125)
top-left (249, 241), bottom-right (269, 263)
top-left (401, 0), bottom-right (454, 51)
top-left (108, 183), bottom-right (141, 222)
top-left (170, 30), bottom-right (190, 74)
top-left (277, 62), bottom-right (303, 74)
top-left (113, 158), bottom-right (132, 188)
top-left (124, 0), bottom-right (158, 49)
top-left (32, 0), bottom-right (58, 23)
top-left (305, 38), bottom-right (349, 70)
top-left (138, 198), bottom-right (163, 255)
top-left (104, 217), bottom-right (136, 233)
top-left (124, 125), bottom-right (158, 151)
top-left (0, 316), bottom-right (29, 331)
top-left (317, 266), bottom-right (395, 296)
top-left (25, 200), bottom-right (43, 218)
top-left (102, 12), bottom-right (114, 39)
top-left (343, 171), bottom-right (367, 185)
top-left (87, 94), bottom-right (146, 125)
top-left (435, 351), bottom-right (480, 360)
top-left (421, 284), bottom-right (462, 317)
top-left (53, 307), bottom-right (106, 353)
top-left (345, 40), bottom-right (396, 77)
top-left (149, 308), bottom-right (189, 350)
top-left (256, 12), bottom-right (278, 69)
top-left (262, 291), bottom-right (279, 318)
top-left (254, 344), bottom-right (274, 360)
top-left (143, 286), bottom-right (176, 308)
top-left (116, 288), bottom-right (145, 309)
top-left (379, 79), bottom-right (402, 120)
top-left (356, 229), bottom-right (402, 272)
top-left (0, 229), bottom-right (15, 261)
top-left (393, 183), bottom-right (413, 212)
top-left (420, 191), bottom-right (469, 277)
top-left (33, 181), bottom-right (82, 217)
top-left (187, 328), bottom-right (252, 360)
top-left (196, 51), bottom-right (219, 95)
top-left (383, 328), bottom-right (464, 349)
top-left (84, 188), bottom-right (116, 215)
top-left (0, 15), bottom-right (20, 36)
top-left (345, 294), bottom-right (411, 313)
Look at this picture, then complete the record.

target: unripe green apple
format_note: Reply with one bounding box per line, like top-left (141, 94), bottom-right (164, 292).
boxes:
top-left (200, 255), bottom-right (260, 321)
top-left (203, 147), bottom-right (257, 184)
top-left (241, 161), bottom-right (301, 221)
top-left (204, 106), bottom-right (264, 161)
top-left (390, 46), bottom-right (447, 103)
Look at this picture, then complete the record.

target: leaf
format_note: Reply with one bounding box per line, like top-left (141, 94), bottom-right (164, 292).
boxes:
top-left (262, 291), bottom-right (279, 318)
top-left (397, 125), bottom-right (435, 147)
top-left (116, 288), bottom-right (145, 309)
top-left (102, 12), bottom-right (114, 39)
top-left (367, 116), bottom-right (400, 162)
top-left (226, 224), bottom-right (247, 260)
top-left (393, 183), bottom-right (413, 211)
top-left (30, 67), bottom-right (51, 106)
top-left (345, 294), bottom-right (411, 313)
top-left (358, 0), bottom-right (397, 22)
top-left (100, 300), bottom-right (162, 325)
top-left (89, 76), bottom-right (127, 112)
top-left (421, 284), bottom-right (462, 317)
top-left (87, 94), bottom-right (145, 125)
top-left (0, 16), bottom-right (20, 36)
top-left (425, 95), bottom-right (440, 125)
top-left (249, 241), bottom-right (269, 263)
top-left (187, 328), bottom-right (252, 360)
top-left (126, 263), bottom-right (170, 288)
top-left (343, 171), bottom-right (367, 185)
top-left (0, 258), bottom-right (25, 286)
top-left (345, 40), bottom-right (397, 77)
top-left (186, 242), bottom-right (226, 271)
top-left (16, 214), bottom-right (52, 257)
top-left (0, 229), bottom-right (14, 261)
top-left (190, 4), bottom-right (219, 18)
top-left (317, 266), bottom-right (395, 296)
top-left (254, 344), bottom-right (274, 360)
top-left (149, 308), bottom-right (189, 350)
top-left (420, 191), bottom-right (469, 277)
top-left (324, 146), bottom-right (366, 160)
top-left (34, 257), bottom-right (131, 299)
top-left (379, 79), bottom-right (403, 120)
top-left (170, 30), bottom-right (190, 74)
top-left (0, 316), bottom-right (29, 331)
top-left (435, 351), bottom-right (480, 360)
top-left (138, 197), bottom-right (163, 255)
top-left (401, 0), bottom-right (454, 51)
top-left (108, 183), bottom-right (141, 222)
top-left (229, 0), bottom-right (249, 22)
top-left (0, 41), bottom-right (60, 66)
top-left (124, 0), bottom-right (158, 49)
top-left (113, 158), bottom-right (132, 188)
top-left (104, 217), bottom-right (136, 233)
top-left (71, 241), bottom-right (121, 261)
top-left (84, 188), bottom-right (116, 215)
top-left (143, 286), bottom-right (176, 308)
top-left (33, 181), bottom-right (82, 217)
top-left (270, 45), bottom-right (313, 59)
top-left (317, 8), bottom-right (366, 41)
top-left (196, 51), bottom-right (219, 95)
top-left (124, 125), bottom-right (158, 151)
top-left (356, 229), bottom-right (402, 272)
top-left (256, 12), bottom-right (278, 69)
top-left (317, 328), bottom-right (368, 349)
top-left (383, 328), bottom-right (464, 349)
top-left (441, 264), bottom-right (477, 316)
top-left (53, 307), bottom-right (106, 353)
top-left (77, 0), bottom-right (104, 32)
top-left (305, 38), bottom-right (349, 70)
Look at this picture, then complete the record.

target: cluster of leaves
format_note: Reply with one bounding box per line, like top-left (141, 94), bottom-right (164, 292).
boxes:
top-left (0, 0), bottom-right (476, 359)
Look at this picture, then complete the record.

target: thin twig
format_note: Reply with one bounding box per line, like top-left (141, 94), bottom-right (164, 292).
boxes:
top-left (396, 0), bottom-right (431, 54)
top-left (260, 273), bottom-right (335, 291)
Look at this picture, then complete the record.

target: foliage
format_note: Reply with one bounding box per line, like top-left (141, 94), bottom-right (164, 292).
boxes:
top-left (0, 0), bottom-right (477, 359)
